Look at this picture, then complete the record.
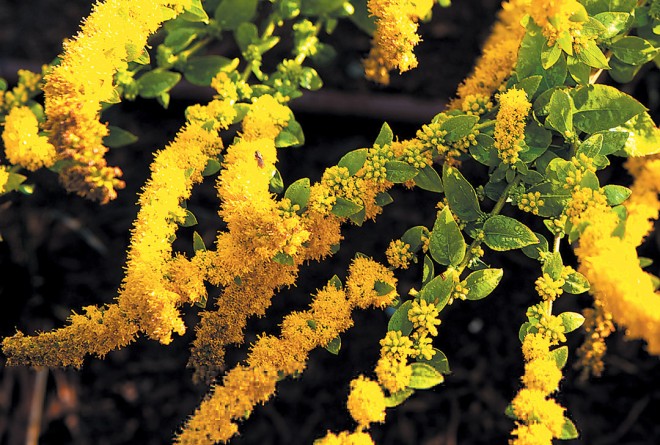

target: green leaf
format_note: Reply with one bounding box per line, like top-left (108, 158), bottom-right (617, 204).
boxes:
top-left (418, 273), bottom-right (454, 311)
top-left (521, 232), bottom-right (549, 259)
top-left (541, 253), bottom-right (563, 282)
top-left (414, 165), bottom-right (443, 193)
top-left (183, 56), bottom-right (232, 86)
top-left (545, 89), bottom-right (574, 137)
top-left (374, 192), bottom-right (393, 206)
top-left (594, 12), bottom-right (632, 40)
top-left (516, 75), bottom-right (543, 99)
top-left (325, 336), bottom-right (341, 355)
top-left (202, 158), bottom-right (222, 176)
top-left (603, 184), bottom-right (632, 205)
top-left (483, 215), bottom-right (539, 251)
top-left (384, 388), bottom-right (415, 408)
top-left (215, 0), bottom-right (258, 30)
top-left (429, 207), bottom-right (466, 267)
top-left (439, 115), bottom-right (479, 142)
top-left (519, 322), bottom-right (532, 342)
top-left (408, 363), bottom-right (445, 390)
top-left (182, 209), bottom-right (198, 227)
top-left (615, 112), bottom-right (660, 157)
top-left (422, 255), bottom-right (434, 285)
top-left (338, 149), bottom-right (367, 176)
top-left (234, 22), bottom-right (258, 52)
top-left (273, 252), bottom-right (295, 266)
top-left (329, 275), bottom-right (343, 290)
top-left (419, 349), bottom-right (451, 374)
top-left (387, 300), bottom-right (414, 335)
top-left (385, 161), bottom-right (418, 183)
top-left (442, 165), bottom-right (481, 222)
top-left (562, 270), bottom-right (590, 294)
top-left (164, 27), bottom-right (198, 52)
top-left (572, 84), bottom-right (646, 133)
top-left (275, 119), bottom-right (304, 148)
top-left (577, 133), bottom-right (603, 159)
top-left (181, 0), bottom-right (209, 23)
top-left (558, 418), bottom-right (579, 440)
top-left (401, 226), bottom-right (430, 252)
top-left (574, 39), bottom-right (610, 69)
top-left (331, 197), bottom-right (363, 217)
top-left (374, 280), bottom-right (395, 296)
top-left (284, 178), bottom-right (311, 212)
top-left (567, 56), bottom-right (591, 84)
top-left (549, 346), bottom-right (569, 369)
top-left (349, 0), bottom-right (376, 34)
top-left (137, 70), bottom-right (181, 98)
top-left (559, 312), bottom-right (585, 333)
top-left (608, 57), bottom-right (643, 83)
top-left (269, 168), bottom-right (284, 194)
top-left (541, 44), bottom-right (562, 70)
top-left (374, 122), bottom-right (394, 147)
top-left (609, 36), bottom-right (659, 65)
top-left (470, 134), bottom-right (500, 167)
top-left (104, 126), bottom-right (138, 148)
top-left (193, 231), bottom-right (206, 251)
top-left (464, 268), bottom-right (503, 300)
top-left (300, 0), bottom-right (345, 15)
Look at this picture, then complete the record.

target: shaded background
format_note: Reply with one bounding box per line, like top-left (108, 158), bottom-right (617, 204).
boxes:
top-left (1, 1), bottom-right (659, 444)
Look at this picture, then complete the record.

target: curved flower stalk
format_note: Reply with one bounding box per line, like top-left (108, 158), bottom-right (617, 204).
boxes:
top-left (42, 0), bottom-right (192, 203)
top-left (175, 259), bottom-right (398, 445)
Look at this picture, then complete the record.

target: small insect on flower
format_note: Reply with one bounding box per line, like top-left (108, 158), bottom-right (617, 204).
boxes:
top-left (255, 150), bottom-right (265, 168)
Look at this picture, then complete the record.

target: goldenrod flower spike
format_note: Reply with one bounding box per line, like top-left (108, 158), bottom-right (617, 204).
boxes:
top-left (451, 0), bottom-right (530, 109)
top-left (571, 185), bottom-right (660, 355)
top-left (42, 0), bottom-right (191, 203)
top-left (178, 263), bottom-right (397, 444)
top-left (364, 0), bottom-right (435, 84)
top-left (2, 120), bottom-right (224, 366)
top-left (494, 88), bottom-right (532, 165)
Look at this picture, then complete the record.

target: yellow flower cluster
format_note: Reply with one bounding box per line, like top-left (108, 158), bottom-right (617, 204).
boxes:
top-left (517, 191), bottom-right (544, 215)
top-left (564, 186), bottom-right (609, 226)
top-left (534, 273), bottom-right (565, 301)
top-left (385, 239), bottom-right (414, 269)
top-left (346, 256), bottom-right (399, 309)
top-left (462, 94), bottom-right (495, 116)
top-left (2, 106), bottom-right (56, 171)
top-left (494, 88), bottom-right (531, 165)
top-left (42, 0), bottom-right (191, 202)
top-left (408, 299), bottom-right (441, 336)
top-left (363, 0), bottom-right (435, 84)
top-left (346, 376), bottom-right (387, 427)
top-left (451, 0), bottom-right (529, 109)
top-left (510, 333), bottom-right (566, 445)
top-left (0, 68), bottom-right (44, 113)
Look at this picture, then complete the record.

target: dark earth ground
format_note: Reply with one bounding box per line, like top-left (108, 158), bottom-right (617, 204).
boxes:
top-left (1, 1), bottom-right (659, 444)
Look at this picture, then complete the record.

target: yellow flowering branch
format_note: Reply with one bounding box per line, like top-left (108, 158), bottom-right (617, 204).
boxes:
top-left (42, 0), bottom-right (192, 203)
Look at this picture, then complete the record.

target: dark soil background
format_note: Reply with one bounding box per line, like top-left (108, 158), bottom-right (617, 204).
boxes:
top-left (1, 1), bottom-right (659, 445)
